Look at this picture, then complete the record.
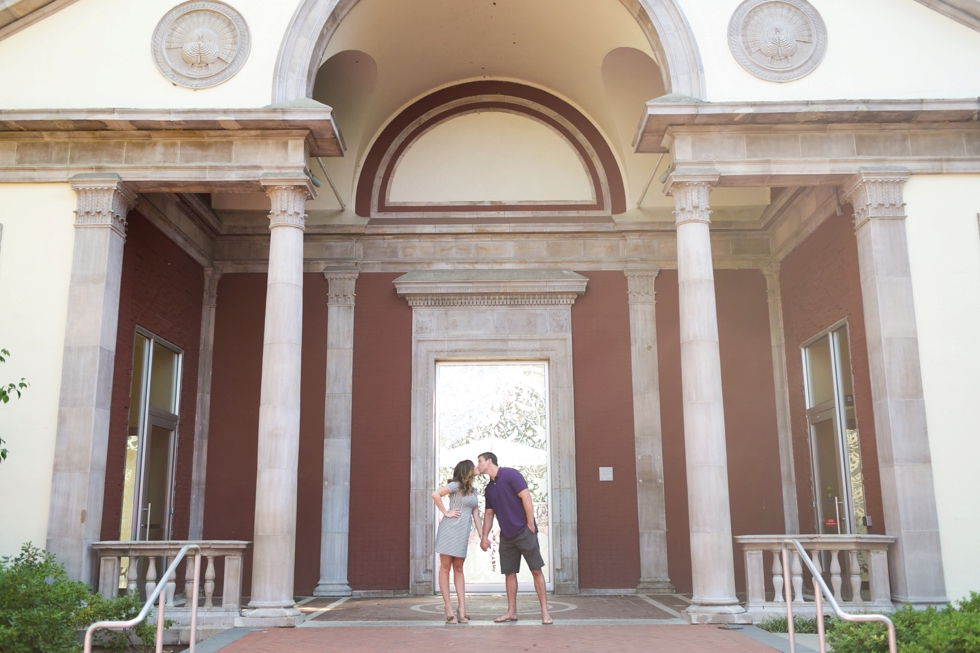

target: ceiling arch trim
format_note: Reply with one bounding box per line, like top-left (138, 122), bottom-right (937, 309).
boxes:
top-left (355, 81), bottom-right (627, 221)
top-left (270, 0), bottom-right (706, 104)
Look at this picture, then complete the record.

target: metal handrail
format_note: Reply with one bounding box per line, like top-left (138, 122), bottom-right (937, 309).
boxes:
top-left (84, 544), bottom-right (202, 653)
top-left (781, 539), bottom-right (896, 653)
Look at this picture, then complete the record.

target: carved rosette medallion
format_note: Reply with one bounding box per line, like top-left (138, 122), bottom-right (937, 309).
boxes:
top-left (728, 0), bottom-right (827, 83)
top-left (152, 1), bottom-right (251, 89)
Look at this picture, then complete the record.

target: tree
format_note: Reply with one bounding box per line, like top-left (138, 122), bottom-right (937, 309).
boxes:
top-left (0, 349), bottom-right (28, 464)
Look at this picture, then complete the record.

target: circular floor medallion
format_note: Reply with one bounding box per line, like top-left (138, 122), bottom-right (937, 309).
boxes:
top-left (152, 1), bottom-right (251, 88)
top-left (728, 0), bottom-right (827, 82)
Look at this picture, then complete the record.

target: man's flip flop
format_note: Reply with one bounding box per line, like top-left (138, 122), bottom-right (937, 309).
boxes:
top-left (493, 616), bottom-right (518, 623)
top-left (541, 618), bottom-right (553, 625)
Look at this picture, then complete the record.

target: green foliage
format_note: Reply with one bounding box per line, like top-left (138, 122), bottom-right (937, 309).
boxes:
top-left (449, 384), bottom-right (547, 451)
top-left (825, 595), bottom-right (980, 653)
top-left (0, 544), bottom-right (164, 653)
top-left (757, 614), bottom-right (835, 634)
top-left (0, 348), bottom-right (29, 464)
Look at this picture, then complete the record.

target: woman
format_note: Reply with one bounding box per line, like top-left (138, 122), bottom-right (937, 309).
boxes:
top-left (431, 459), bottom-right (481, 624)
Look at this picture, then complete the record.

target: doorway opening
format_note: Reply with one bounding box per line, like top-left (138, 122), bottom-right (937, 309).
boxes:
top-left (434, 362), bottom-right (552, 594)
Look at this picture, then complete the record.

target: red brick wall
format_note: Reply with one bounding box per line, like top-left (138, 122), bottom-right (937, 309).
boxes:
top-left (571, 271), bottom-right (642, 589)
top-left (204, 272), bottom-right (328, 596)
top-left (347, 273), bottom-right (414, 590)
top-left (101, 212), bottom-right (204, 543)
top-left (779, 211), bottom-right (884, 535)
top-left (656, 269), bottom-right (785, 594)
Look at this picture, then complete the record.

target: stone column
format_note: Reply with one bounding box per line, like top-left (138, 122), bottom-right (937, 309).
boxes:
top-left (188, 267), bottom-right (223, 541)
top-left (624, 264), bottom-right (673, 592)
top-left (842, 171), bottom-right (947, 606)
top-left (314, 268), bottom-right (359, 597)
top-left (666, 174), bottom-right (747, 623)
top-left (47, 174), bottom-right (137, 584)
top-left (762, 264), bottom-right (800, 534)
top-left (240, 180), bottom-right (313, 627)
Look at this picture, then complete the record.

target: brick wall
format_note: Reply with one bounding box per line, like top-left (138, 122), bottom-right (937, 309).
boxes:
top-left (656, 269), bottom-right (785, 594)
top-left (101, 212), bottom-right (204, 542)
top-left (779, 210), bottom-right (885, 535)
top-left (348, 273), bottom-right (414, 590)
top-left (571, 271), bottom-right (642, 589)
top-left (205, 272), bottom-right (328, 596)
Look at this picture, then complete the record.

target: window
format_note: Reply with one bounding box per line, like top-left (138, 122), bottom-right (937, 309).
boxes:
top-left (802, 323), bottom-right (868, 535)
top-left (118, 330), bottom-right (183, 544)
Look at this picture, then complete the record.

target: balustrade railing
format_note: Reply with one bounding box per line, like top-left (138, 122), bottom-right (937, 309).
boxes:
top-left (91, 540), bottom-right (250, 630)
top-left (734, 534), bottom-right (895, 618)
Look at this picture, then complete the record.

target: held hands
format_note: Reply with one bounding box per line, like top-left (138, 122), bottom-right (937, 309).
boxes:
top-left (443, 508), bottom-right (461, 519)
top-left (480, 537), bottom-right (491, 551)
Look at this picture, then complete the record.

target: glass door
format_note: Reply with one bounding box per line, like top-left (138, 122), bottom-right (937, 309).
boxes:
top-left (802, 324), bottom-right (868, 536)
top-left (434, 362), bottom-right (552, 594)
top-left (117, 330), bottom-right (182, 591)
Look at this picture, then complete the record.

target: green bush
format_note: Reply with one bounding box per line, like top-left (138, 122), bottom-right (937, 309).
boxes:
top-left (757, 614), bottom-right (836, 634)
top-left (825, 594), bottom-right (980, 653)
top-left (0, 543), bottom-right (163, 652)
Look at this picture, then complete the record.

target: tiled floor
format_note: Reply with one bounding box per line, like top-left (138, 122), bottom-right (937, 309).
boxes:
top-left (212, 595), bottom-right (784, 652)
top-left (218, 624), bottom-right (778, 653)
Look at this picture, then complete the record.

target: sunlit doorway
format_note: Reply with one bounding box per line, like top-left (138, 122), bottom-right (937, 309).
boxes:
top-left (434, 362), bottom-right (552, 594)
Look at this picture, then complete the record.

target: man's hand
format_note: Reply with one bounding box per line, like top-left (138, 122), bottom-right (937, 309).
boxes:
top-left (528, 522), bottom-right (536, 534)
top-left (480, 537), bottom-right (491, 551)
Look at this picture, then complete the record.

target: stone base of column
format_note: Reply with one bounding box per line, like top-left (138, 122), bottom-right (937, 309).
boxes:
top-left (313, 582), bottom-right (352, 597)
top-left (684, 604), bottom-right (752, 625)
top-left (637, 579), bottom-right (676, 593)
top-left (234, 607), bottom-right (305, 628)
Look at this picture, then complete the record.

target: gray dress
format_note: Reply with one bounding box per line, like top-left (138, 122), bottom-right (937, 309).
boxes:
top-left (434, 481), bottom-right (479, 558)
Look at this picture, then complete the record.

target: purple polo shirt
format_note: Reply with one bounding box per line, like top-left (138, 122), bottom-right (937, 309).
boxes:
top-left (484, 467), bottom-right (532, 539)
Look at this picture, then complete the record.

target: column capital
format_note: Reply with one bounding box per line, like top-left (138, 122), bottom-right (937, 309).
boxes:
top-left (842, 170), bottom-right (910, 230)
top-left (323, 267), bottom-right (359, 306)
top-left (261, 178), bottom-right (315, 231)
top-left (762, 262), bottom-right (781, 301)
top-left (624, 264), bottom-right (660, 304)
top-left (203, 267), bottom-right (223, 308)
top-left (69, 174), bottom-right (138, 237)
top-left (665, 172), bottom-right (718, 228)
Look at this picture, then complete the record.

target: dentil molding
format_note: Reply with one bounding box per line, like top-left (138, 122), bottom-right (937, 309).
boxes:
top-left (152, 1), bottom-right (251, 89)
top-left (728, 0), bottom-right (827, 83)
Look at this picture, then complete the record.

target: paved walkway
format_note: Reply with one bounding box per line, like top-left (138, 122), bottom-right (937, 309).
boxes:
top-left (206, 595), bottom-right (800, 653)
top-left (217, 624), bottom-right (780, 653)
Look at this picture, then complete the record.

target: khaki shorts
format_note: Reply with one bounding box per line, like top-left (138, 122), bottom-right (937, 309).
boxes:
top-left (499, 526), bottom-right (546, 575)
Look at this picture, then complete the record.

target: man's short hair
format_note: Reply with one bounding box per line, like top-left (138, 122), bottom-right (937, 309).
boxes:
top-left (478, 451), bottom-right (498, 466)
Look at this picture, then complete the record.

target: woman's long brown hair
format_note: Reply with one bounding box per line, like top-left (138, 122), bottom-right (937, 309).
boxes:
top-left (449, 459), bottom-right (476, 495)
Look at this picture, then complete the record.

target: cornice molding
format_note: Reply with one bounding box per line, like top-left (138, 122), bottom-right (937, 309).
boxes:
top-left (394, 269), bottom-right (588, 308)
top-left (914, 0), bottom-right (980, 32)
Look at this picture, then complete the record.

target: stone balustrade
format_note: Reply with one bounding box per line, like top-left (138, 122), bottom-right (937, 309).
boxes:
top-left (735, 535), bottom-right (896, 619)
top-left (91, 540), bottom-right (251, 620)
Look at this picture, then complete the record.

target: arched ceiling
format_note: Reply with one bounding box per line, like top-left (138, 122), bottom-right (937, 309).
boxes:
top-left (309, 0), bottom-right (669, 214)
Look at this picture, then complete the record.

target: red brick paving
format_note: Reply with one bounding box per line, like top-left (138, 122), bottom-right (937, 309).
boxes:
top-left (219, 625), bottom-right (774, 653)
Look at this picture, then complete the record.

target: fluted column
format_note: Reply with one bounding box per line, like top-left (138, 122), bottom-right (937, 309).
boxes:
top-left (188, 267), bottom-right (223, 541)
top-left (624, 264), bottom-right (673, 592)
top-left (666, 174), bottom-right (746, 623)
top-left (314, 268), bottom-right (359, 597)
top-left (47, 174), bottom-right (137, 583)
top-left (762, 264), bottom-right (800, 534)
top-left (241, 180), bottom-right (313, 627)
top-left (842, 171), bottom-right (946, 606)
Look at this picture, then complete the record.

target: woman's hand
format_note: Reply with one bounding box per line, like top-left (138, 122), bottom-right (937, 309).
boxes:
top-left (443, 508), bottom-right (461, 519)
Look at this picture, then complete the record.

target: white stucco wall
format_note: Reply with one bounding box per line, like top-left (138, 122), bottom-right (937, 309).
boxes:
top-left (0, 0), bottom-right (302, 109)
top-left (0, 184), bottom-right (76, 560)
top-left (388, 112), bottom-right (593, 203)
top-left (1, 0), bottom-right (979, 111)
top-left (905, 175), bottom-right (980, 602)
top-left (681, 0), bottom-right (980, 102)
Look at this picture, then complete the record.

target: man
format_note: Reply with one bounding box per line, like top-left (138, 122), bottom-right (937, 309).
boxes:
top-left (477, 451), bottom-right (552, 625)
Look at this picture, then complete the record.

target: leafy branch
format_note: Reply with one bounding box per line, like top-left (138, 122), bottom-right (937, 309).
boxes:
top-left (0, 348), bottom-right (29, 464)
top-left (447, 384), bottom-right (547, 451)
